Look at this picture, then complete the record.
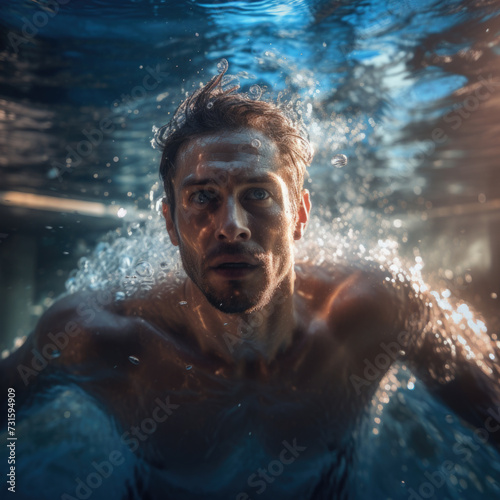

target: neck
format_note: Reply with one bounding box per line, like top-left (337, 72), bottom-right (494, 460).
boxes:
top-left (182, 271), bottom-right (299, 369)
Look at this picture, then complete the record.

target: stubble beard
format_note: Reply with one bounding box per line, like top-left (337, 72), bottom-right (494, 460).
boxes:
top-left (202, 278), bottom-right (265, 314)
top-left (177, 239), bottom-right (272, 314)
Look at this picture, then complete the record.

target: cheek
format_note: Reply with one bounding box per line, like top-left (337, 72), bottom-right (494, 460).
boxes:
top-left (252, 204), bottom-right (293, 237)
top-left (175, 221), bottom-right (205, 254)
top-left (265, 217), bottom-right (295, 252)
top-left (177, 209), bottom-right (213, 235)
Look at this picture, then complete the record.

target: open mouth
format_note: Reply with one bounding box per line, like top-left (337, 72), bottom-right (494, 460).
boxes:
top-left (211, 262), bottom-right (258, 278)
top-left (216, 263), bottom-right (255, 269)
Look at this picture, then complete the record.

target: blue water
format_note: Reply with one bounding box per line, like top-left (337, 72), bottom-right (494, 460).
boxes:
top-left (1, 0), bottom-right (500, 498)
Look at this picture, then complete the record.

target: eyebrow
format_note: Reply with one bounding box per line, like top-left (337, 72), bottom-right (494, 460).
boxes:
top-left (179, 174), bottom-right (277, 190)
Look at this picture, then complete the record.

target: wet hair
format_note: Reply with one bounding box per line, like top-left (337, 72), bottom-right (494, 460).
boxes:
top-left (154, 61), bottom-right (313, 223)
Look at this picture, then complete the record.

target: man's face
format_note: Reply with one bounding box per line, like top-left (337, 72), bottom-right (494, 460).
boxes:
top-left (162, 128), bottom-right (310, 314)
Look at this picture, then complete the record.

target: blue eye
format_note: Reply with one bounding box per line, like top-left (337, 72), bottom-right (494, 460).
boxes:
top-left (247, 188), bottom-right (269, 200)
top-left (192, 190), bottom-right (217, 204)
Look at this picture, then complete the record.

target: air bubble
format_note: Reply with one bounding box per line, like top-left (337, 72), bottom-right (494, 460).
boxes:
top-left (207, 101), bottom-right (214, 109)
top-left (217, 59), bottom-right (228, 74)
top-left (179, 301), bottom-right (188, 306)
top-left (128, 355), bottom-right (140, 365)
top-left (249, 84), bottom-right (263, 100)
top-left (221, 74), bottom-right (240, 90)
top-left (331, 154), bottom-right (348, 168)
top-left (119, 257), bottom-right (133, 271)
top-left (136, 261), bottom-right (153, 278)
top-left (251, 139), bottom-right (261, 148)
top-left (47, 167), bottom-right (60, 179)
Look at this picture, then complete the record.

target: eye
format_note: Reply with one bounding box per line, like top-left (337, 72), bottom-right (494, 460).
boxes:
top-left (191, 189), bottom-right (217, 205)
top-left (246, 188), bottom-right (270, 201)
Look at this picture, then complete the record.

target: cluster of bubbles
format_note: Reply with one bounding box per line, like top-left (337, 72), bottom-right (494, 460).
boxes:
top-left (65, 214), bottom-right (185, 300)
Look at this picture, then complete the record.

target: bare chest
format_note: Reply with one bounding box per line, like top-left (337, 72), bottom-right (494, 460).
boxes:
top-left (112, 350), bottom-right (355, 470)
top-left (116, 374), bottom-right (354, 499)
top-left (86, 317), bottom-right (361, 498)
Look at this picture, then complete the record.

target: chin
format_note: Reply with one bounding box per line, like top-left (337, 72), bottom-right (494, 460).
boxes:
top-left (205, 293), bottom-right (257, 314)
top-left (202, 282), bottom-right (271, 314)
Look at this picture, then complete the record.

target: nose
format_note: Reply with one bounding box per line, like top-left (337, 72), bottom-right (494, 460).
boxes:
top-left (215, 196), bottom-right (251, 242)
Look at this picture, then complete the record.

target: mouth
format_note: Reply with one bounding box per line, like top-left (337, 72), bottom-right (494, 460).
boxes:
top-left (211, 262), bottom-right (259, 278)
top-left (216, 263), bottom-right (256, 269)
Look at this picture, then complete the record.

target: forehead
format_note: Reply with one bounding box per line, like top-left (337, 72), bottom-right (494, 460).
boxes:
top-left (173, 129), bottom-right (283, 186)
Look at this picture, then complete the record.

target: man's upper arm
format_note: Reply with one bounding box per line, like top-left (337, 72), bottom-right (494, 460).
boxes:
top-left (1, 294), bottom-right (89, 400)
top-left (319, 261), bottom-right (500, 448)
top-left (402, 290), bottom-right (500, 447)
top-left (0, 289), bottom-right (122, 414)
top-left (331, 264), bottom-right (500, 450)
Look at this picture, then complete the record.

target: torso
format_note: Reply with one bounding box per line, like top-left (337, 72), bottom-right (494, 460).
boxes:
top-left (90, 312), bottom-right (360, 500)
top-left (33, 263), bottom-right (392, 499)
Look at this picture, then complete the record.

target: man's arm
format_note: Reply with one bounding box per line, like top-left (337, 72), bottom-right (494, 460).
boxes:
top-left (0, 290), bottom-right (127, 428)
top-left (323, 261), bottom-right (500, 449)
top-left (401, 284), bottom-right (500, 448)
top-left (0, 293), bottom-right (88, 426)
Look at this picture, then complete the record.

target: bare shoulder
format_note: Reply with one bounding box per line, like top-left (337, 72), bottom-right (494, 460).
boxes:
top-left (295, 260), bottom-right (394, 306)
top-left (0, 290), bottom-right (130, 396)
top-left (21, 290), bottom-right (137, 370)
top-left (36, 289), bottom-right (126, 337)
top-left (0, 282), bottom-right (188, 412)
top-left (295, 261), bottom-right (401, 346)
top-left (34, 278), bottom-right (188, 363)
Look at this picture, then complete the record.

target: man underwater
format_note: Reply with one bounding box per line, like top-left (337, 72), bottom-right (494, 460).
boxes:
top-left (2, 65), bottom-right (500, 499)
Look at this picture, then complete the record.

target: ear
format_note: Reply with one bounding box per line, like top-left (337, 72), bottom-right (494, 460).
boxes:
top-left (162, 199), bottom-right (179, 247)
top-left (293, 189), bottom-right (311, 241)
